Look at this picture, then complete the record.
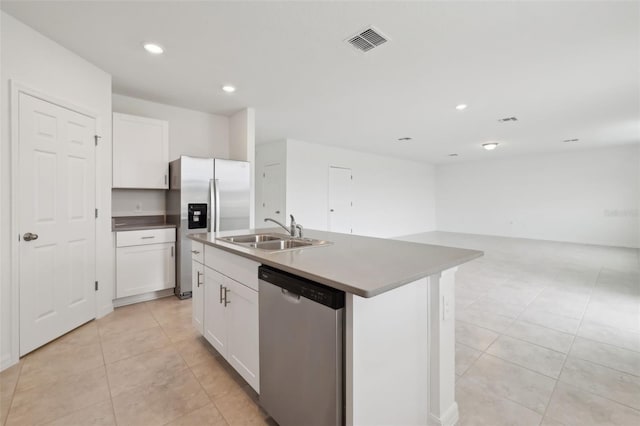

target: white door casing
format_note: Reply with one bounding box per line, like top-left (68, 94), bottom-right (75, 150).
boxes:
top-left (261, 163), bottom-right (284, 223)
top-left (328, 166), bottom-right (353, 234)
top-left (18, 93), bottom-right (97, 356)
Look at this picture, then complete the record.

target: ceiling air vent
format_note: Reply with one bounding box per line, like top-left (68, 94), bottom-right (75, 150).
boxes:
top-left (346, 26), bottom-right (389, 52)
top-left (497, 116), bottom-right (518, 122)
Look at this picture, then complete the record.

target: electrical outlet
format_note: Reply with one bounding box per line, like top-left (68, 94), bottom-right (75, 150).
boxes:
top-left (442, 295), bottom-right (451, 321)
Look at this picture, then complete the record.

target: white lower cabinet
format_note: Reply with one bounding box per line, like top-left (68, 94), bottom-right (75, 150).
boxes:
top-left (204, 267), bottom-right (228, 355)
top-left (225, 277), bottom-right (259, 390)
top-left (116, 229), bottom-right (176, 298)
top-left (196, 248), bottom-right (260, 393)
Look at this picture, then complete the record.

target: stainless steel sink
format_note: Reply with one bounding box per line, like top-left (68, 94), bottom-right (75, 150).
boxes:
top-left (219, 233), bottom-right (288, 244)
top-left (251, 239), bottom-right (313, 250)
top-left (218, 233), bottom-right (331, 252)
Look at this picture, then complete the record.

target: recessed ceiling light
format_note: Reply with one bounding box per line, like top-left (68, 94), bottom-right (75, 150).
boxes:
top-left (455, 104), bottom-right (467, 111)
top-left (563, 138), bottom-right (580, 143)
top-left (448, 153), bottom-right (459, 157)
top-left (397, 137), bottom-right (412, 141)
top-left (143, 43), bottom-right (164, 55)
top-left (222, 85), bottom-right (236, 93)
top-left (482, 142), bottom-right (499, 150)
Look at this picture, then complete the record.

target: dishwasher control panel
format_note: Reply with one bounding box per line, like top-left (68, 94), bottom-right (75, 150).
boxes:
top-left (259, 266), bottom-right (345, 309)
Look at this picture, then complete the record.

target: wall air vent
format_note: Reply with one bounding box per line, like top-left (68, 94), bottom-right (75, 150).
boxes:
top-left (346, 26), bottom-right (389, 52)
top-left (497, 116), bottom-right (518, 122)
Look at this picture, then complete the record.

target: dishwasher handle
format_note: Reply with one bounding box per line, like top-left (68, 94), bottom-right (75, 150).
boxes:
top-left (281, 288), bottom-right (301, 303)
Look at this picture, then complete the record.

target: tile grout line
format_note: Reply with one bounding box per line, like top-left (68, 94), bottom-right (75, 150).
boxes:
top-left (2, 362), bottom-right (23, 426)
top-left (539, 265), bottom-right (601, 422)
top-left (96, 325), bottom-right (119, 426)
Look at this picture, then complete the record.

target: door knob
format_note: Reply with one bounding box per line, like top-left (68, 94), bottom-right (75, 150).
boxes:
top-left (23, 232), bottom-right (39, 241)
top-left (330, 209), bottom-right (335, 212)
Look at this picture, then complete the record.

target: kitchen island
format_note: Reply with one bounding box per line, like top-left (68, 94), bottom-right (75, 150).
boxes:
top-left (189, 228), bottom-right (482, 426)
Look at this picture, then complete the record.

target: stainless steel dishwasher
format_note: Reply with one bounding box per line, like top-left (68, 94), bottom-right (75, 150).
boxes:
top-left (259, 265), bottom-right (345, 426)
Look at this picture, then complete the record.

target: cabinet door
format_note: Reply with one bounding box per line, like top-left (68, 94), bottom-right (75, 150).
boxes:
top-left (116, 243), bottom-right (175, 298)
top-left (113, 112), bottom-right (169, 189)
top-left (204, 267), bottom-right (227, 355)
top-left (192, 260), bottom-right (204, 334)
top-left (225, 277), bottom-right (260, 392)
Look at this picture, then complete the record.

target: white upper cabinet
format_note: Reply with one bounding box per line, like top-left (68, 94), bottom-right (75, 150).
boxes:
top-left (113, 112), bottom-right (169, 189)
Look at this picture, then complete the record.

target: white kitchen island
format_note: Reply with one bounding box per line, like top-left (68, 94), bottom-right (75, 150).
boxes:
top-left (189, 229), bottom-right (482, 426)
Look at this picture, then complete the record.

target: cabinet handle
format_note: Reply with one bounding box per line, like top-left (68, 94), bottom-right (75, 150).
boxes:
top-left (197, 271), bottom-right (202, 287)
top-left (224, 287), bottom-right (231, 307)
top-left (275, 210), bottom-right (280, 214)
top-left (141, 236), bottom-right (155, 239)
top-left (191, 250), bottom-right (200, 254)
top-left (164, 174), bottom-right (168, 185)
top-left (171, 246), bottom-right (174, 257)
top-left (219, 284), bottom-right (224, 304)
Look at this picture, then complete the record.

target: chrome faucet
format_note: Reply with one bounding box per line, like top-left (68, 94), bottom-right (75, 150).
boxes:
top-left (264, 214), bottom-right (303, 238)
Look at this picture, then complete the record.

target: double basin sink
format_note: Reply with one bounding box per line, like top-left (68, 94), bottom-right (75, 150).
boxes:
top-left (219, 233), bottom-right (332, 252)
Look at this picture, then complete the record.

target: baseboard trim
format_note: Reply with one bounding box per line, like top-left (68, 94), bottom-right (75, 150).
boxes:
top-left (113, 288), bottom-right (175, 308)
top-left (429, 402), bottom-right (459, 426)
top-left (0, 353), bottom-right (18, 373)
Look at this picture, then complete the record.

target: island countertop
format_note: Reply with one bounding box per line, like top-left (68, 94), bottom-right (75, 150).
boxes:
top-left (189, 228), bottom-right (482, 298)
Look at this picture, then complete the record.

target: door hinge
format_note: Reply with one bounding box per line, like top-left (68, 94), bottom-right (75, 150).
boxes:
top-left (263, 172), bottom-right (265, 178)
top-left (95, 281), bottom-right (99, 291)
top-left (95, 208), bottom-right (98, 218)
top-left (94, 135), bottom-right (102, 146)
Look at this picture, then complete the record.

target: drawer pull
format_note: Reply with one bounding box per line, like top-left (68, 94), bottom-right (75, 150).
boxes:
top-left (192, 250), bottom-right (200, 254)
top-left (141, 236), bottom-right (155, 239)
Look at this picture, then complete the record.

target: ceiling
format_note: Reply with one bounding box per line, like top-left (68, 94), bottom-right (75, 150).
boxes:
top-left (2, 1), bottom-right (639, 163)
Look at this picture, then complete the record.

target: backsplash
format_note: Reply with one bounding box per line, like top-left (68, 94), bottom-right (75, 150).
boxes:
top-left (112, 189), bottom-right (166, 217)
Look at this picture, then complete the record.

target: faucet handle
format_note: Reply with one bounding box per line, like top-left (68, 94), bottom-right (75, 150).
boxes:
top-left (290, 214), bottom-right (295, 224)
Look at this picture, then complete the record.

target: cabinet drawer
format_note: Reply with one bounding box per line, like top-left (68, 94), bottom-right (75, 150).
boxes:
top-left (117, 228), bottom-right (176, 247)
top-left (205, 245), bottom-right (259, 291)
top-left (191, 241), bottom-right (204, 264)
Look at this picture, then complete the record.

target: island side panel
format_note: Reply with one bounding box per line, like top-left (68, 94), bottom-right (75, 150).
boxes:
top-left (428, 268), bottom-right (458, 426)
top-left (345, 277), bottom-right (429, 426)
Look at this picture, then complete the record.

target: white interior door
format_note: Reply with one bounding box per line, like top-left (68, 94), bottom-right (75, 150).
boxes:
top-left (261, 163), bottom-right (284, 223)
top-left (328, 166), bottom-right (353, 234)
top-left (19, 93), bottom-right (96, 356)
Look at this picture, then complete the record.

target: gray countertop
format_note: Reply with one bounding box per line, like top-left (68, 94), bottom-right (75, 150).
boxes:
top-left (189, 228), bottom-right (483, 298)
top-left (112, 215), bottom-right (176, 232)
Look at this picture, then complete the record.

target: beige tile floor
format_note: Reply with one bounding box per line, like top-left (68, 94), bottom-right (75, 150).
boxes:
top-left (0, 295), bottom-right (272, 426)
top-left (402, 232), bottom-right (640, 426)
top-left (1, 231), bottom-right (638, 425)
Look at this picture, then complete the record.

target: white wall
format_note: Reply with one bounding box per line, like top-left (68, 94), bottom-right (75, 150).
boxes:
top-left (436, 145), bottom-right (640, 248)
top-left (267, 139), bottom-right (436, 238)
top-left (255, 140), bottom-right (287, 228)
top-left (111, 94), bottom-right (230, 217)
top-left (0, 12), bottom-right (113, 369)
top-left (229, 108), bottom-right (256, 227)
top-left (112, 93), bottom-right (229, 161)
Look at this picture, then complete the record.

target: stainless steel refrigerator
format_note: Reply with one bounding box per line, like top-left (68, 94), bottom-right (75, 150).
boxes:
top-left (167, 156), bottom-right (251, 298)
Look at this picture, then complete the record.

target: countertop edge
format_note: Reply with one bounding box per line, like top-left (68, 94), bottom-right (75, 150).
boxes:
top-left (112, 224), bottom-right (177, 232)
top-left (189, 234), bottom-right (483, 298)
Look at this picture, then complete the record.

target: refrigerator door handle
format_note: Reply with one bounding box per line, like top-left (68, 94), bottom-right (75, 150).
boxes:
top-left (214, 178), bottom-right (221, 232)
